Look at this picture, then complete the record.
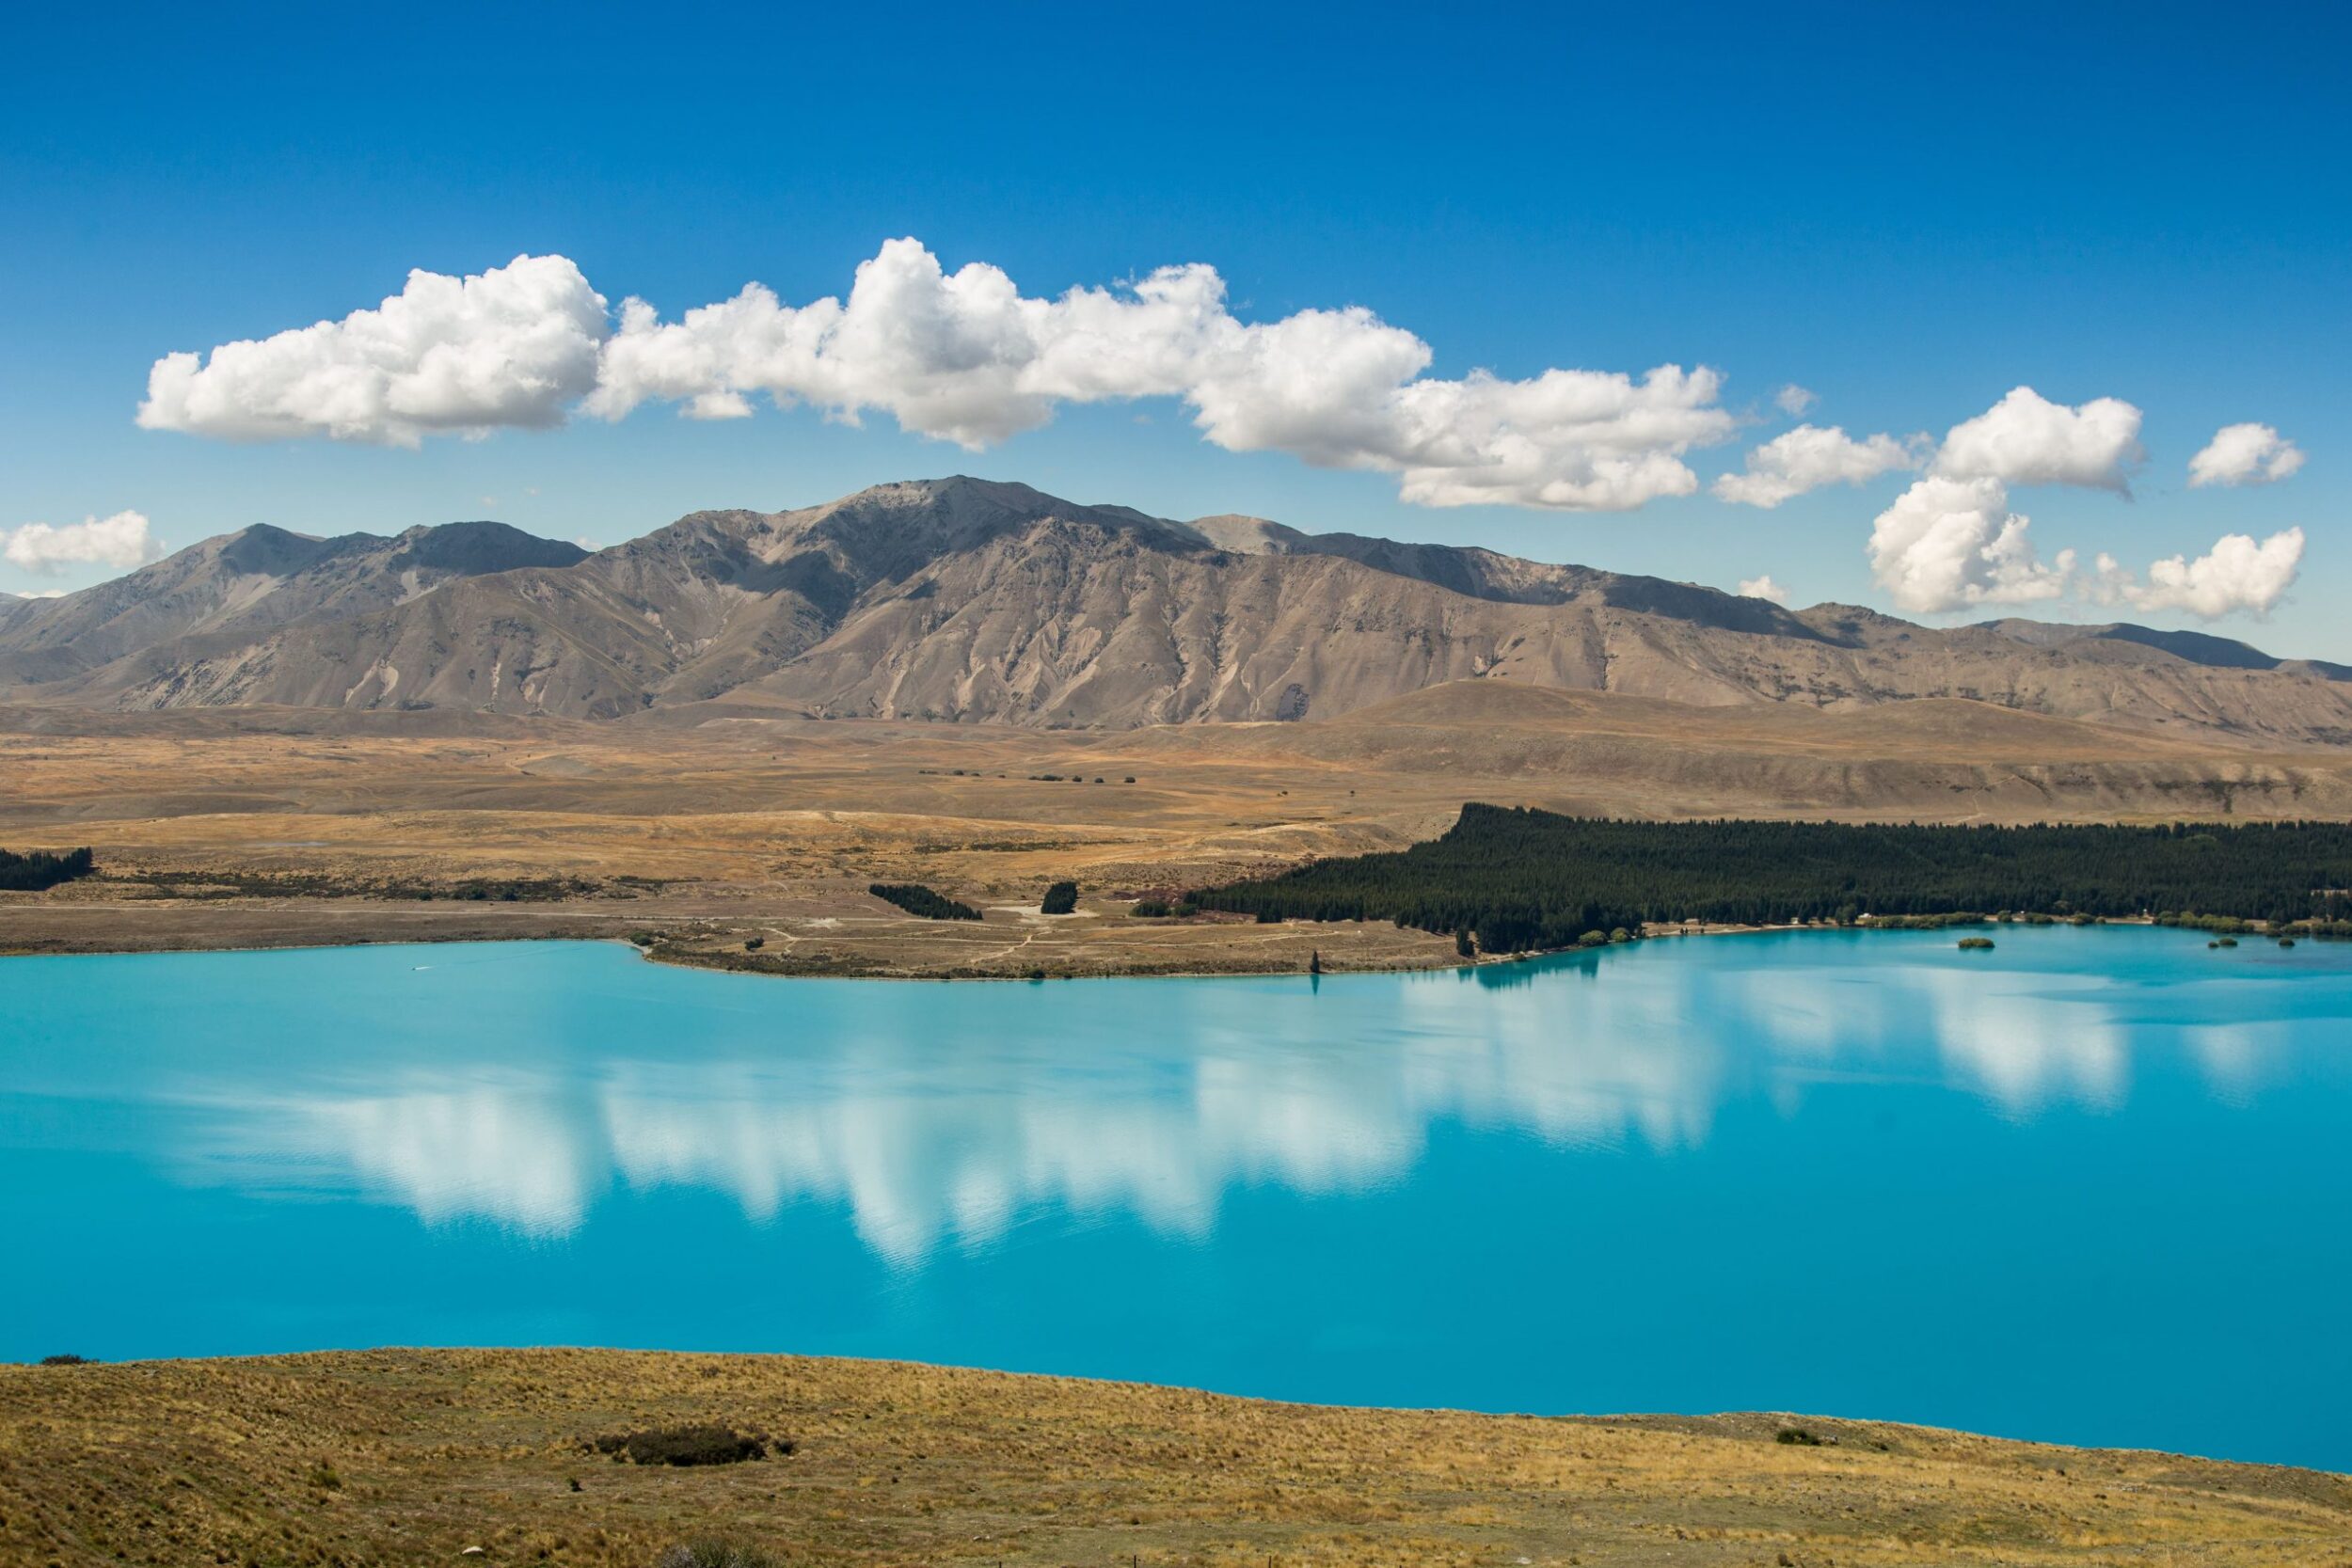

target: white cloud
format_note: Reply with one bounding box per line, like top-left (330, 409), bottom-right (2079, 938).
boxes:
top-left (1868, 466), bottom-right (2304, 622)
top-left (1773, 384), bottom-right (1817, 417)
top-left (1711, 424), bottom-right (1926, 507)
top-left (1849, 385), bottom-right (2316, 622)
top-left (1932, 386), bottom-right (2143, 491)
top-left (1866, 477), bottom-right (2074, 614)
top-left (2186, 422), bottom-right (2304, 488)
top-left (2, 509), bottom-right (166, 575)
top-left (2092, 529), bottom-right (2304, 619)
top-left (143, 240), bottom-right (1740, 512)
top-left (1737, 575), bottom-right (1790, 605)
top-left (595, 239), bottom-right (1740, 510)
top-left (137, 255), bottom-right (609, 447)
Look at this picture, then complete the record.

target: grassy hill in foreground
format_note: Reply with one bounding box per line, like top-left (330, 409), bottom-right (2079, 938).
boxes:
top-left (3, 1349), bottom-right (2346, 1568)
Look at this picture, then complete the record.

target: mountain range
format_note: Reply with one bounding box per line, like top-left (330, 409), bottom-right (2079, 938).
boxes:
top-left (4, 476), bottom-right (2347, 745)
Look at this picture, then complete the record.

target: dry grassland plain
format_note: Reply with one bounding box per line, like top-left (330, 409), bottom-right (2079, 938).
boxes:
top-left (8, 683), bottom-right (2352, 975)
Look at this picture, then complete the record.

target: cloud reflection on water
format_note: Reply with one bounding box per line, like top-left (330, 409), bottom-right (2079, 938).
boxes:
top-left (189, 945), bottom-right (2237, 1251)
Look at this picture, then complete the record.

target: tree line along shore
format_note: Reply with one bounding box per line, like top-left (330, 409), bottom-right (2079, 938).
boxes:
top-left (1186, 807), bottom-right (2352, 955)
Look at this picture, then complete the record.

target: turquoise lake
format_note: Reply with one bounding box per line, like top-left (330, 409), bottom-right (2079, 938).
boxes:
top-left (4, 927), bottom-right (2348, 1470)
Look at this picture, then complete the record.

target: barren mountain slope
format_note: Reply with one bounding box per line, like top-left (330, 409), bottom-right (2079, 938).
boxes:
top-left (0, 520), bottom-right (586, 689)
top-left (7, 476), bottom-right (2348, 744)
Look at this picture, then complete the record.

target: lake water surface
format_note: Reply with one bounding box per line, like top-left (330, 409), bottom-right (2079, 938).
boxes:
top-left (4, 927), bottom-right (2348, 1469)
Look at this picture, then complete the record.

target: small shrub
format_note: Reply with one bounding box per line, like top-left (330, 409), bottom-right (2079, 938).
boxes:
top-left (590, 1425), bottom-right (782, 1467)
top-left (1132, 899), bottom-right (1171, 918)
top-left (657, 1544), bottom-right (784, 1568)
top-left (1775, 1427), bottom-right (1822, 1446)
top-left (37, 1353), bottom-right (93, 1367)
top-left (742, 936), bottom-right (765, 951)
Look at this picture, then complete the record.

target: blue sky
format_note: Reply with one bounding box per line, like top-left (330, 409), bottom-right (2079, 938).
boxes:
top-left (3, 3), bottom-right (2345, 653)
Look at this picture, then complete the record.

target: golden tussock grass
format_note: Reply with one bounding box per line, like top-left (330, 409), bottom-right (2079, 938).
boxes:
top-left (3, 1349), bottom-right (2346, 1568)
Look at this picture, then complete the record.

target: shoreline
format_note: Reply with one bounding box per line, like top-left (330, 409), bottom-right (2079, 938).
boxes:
top-left (0, 897), bottom-right (2292, 981)
top-left (6, 1347), bottom-right (2344, 1567)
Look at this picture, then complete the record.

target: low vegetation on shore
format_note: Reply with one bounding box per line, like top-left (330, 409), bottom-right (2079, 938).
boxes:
top-left (5, 1349), bottom-right (2345, 1568)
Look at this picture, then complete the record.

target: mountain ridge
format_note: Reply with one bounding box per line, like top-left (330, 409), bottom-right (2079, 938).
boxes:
top-left (2, 476), bottom-right (2345, 745)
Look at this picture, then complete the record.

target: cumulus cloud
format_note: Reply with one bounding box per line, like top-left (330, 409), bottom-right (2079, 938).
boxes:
top-left (1773, 384), bottom-right (1817, 417)
top-left (137, 256), bottom-right (609, 447)
top-left (1736, 575), bottom-right (1790, 605)
top-left (2, 510), bottom-right (165, 575)
top-left (1867, 465), bottom-right (2305, 621)
top-left (1932, 386), bottom-right (2143, 491)
top-left (593, 239), bottom-right (1740, 510)
top-left (2187, 422), bottom-right (2304, 488)
top-left (139, 240), bottom-right (1740, 512)
top-left (1856, 387), bottom-right (2305, 620)
top-left (1866, 477), bottom-right (2074, 614)
top-left (1711, 424), bottom-right (1926, 507)
top-left (2092, 529), bottom-right (2304, 618)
